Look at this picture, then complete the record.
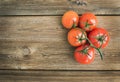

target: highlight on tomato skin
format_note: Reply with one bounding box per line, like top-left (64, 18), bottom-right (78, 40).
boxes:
top-left (74, 44), bottom-right (95, 64)
top-left (62, 11), bottom-right (79, 29)
top-left (88, 28), bottom-right (110, 48)
top-left (67, 28), bottom-right (87, 47)
top-left (79, 12), bottom-right (98, 32)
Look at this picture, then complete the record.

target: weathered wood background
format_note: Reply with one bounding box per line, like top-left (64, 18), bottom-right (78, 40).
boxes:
top-left (0, 0), bottom-right (120, 82)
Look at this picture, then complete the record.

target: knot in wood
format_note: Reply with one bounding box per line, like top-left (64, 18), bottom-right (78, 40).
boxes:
top-left (68, 0), bottom-right (87, 6)
top-left (22, 46), bottom-right (31, 56)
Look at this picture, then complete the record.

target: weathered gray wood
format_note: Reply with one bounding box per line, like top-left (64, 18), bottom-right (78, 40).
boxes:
top-left (0, 16), bottom-right (119, 70)
top-left (0, 0), bottom-right (119, 15)
top-left (0, 70), bottom-right (119, 82)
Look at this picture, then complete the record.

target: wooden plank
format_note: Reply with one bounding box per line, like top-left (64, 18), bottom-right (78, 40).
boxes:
top-left (0, 70), bottom-right (119, 82)
top-left (0, 16), bottom-right (119, 70)
top-left (0, 0), bottom-right (120, 15)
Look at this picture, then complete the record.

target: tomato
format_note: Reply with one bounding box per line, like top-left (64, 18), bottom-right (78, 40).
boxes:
top-left (68, 28), bottom-right (86, 47)
top-left (79, 12), bottom-right (97, 31)
top-left (62, 11), bottom-right (79, 29)
top-left (88, 28), bottom-right (110, 48)
top-left (74, 45), bottom-right (95, 64)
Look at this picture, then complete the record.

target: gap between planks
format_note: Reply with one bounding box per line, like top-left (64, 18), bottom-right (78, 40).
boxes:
top-left (0, 70), bottom-right (119, 82)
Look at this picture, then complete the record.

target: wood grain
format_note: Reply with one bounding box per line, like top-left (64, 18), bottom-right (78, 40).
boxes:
top-left (0, 16), bottom-right (119, 70)
top-left (0, 70), bottom-right (119, 82)
top-left (0, 0), bottom-right (120, 15)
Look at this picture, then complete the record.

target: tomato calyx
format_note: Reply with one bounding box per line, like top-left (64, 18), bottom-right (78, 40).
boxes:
top-left (96, 33), bottom-right (107, 48)
top-left (85, 20), bottom-right (93, 28)
top-left (78, 38), bottom-right (86, 42)
top-left (77, 46), bottom-right (91, 57)
top-left (98, 36), bottom-right (104, 42)
top-left (75, 30), bottom-right (86, 43)
top-left (81, 47), bottom-right (88, 54)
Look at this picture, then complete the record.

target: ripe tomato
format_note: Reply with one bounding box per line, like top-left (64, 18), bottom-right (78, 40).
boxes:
top-left (74, 45), bottom-right (95, 64)
top-left (62, 11), bottom-right (79, 29)
top-left (68, 28), bottom-right (86, 47)
top-left (79, 12), bottom-right (97, 31)
top-left (88, 28), bottom-right (110, 48)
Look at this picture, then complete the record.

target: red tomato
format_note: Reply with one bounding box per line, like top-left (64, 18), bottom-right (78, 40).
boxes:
top-left (79, 12), bottom-right (97, 31)
top-left (88, 28), bottom-right (110, 48)
top-left (74, 45), bottom-right (95, 64)
top-left (68, 28), bottom-right (86, 47)
top-left (62, 11), bottom-right (79, 29)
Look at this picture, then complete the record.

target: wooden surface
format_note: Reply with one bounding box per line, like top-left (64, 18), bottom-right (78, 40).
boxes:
top-left (0, 16), bottom-right (119, 70)
top-left (0, 0), bottom-right (120, 82)
top-left (0, 70), bottom-right (119, 82)
top-left (0, 0), bottom-right (120, 15)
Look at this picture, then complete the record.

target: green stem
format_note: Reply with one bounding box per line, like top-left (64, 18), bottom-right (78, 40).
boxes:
top-left (72, 20), bottom-right (76, 28)
top-left (85, 20), bottom-right (93, 28)
top-left (72, 23), bottom-right (76, 28)
top-left (86, 37), bottom-right (103, 60)
top-left (89, 43), bottom-right (103, 60)
top-left (79, 29), bottom-right (104, 60)
top-left (96, 48), bottom-right (103, 60)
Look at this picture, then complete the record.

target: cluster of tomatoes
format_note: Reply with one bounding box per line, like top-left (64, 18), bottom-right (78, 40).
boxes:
top-left (62, 11), bottom-right (110, 64)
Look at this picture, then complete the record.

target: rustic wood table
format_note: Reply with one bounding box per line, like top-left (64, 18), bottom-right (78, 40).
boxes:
top-left (0, 0), bottom-right (120, 82)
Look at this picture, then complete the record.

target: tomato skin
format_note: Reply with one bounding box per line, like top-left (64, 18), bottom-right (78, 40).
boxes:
top-left (62, 11), bottom-right (79, 29)
top-left (68, 28), bottom-right (86, 47)
top-left (88, 28), bottom-right (110, 48)
top-left (79, 12), bottom-right (97, 31)
top-left (74, 45), bottom-right (95, 64)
